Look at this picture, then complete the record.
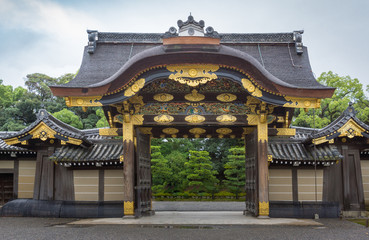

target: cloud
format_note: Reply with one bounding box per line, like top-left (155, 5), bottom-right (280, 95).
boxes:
top-left (0, 0), bottom-right (100, 86)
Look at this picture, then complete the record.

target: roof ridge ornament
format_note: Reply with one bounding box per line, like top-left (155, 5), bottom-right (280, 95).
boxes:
top-left (163, 15), bottom-right (219, 38)
top-left (293, 30), bottom-right (304, 55)
top-left (87, 30), bottom-right (98, 54)
top-left (343, 102), bottom-right (357, 117)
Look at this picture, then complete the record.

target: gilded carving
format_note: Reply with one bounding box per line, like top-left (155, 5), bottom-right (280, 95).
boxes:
top-left (132, 115), bottom-right (144, 125)
top-left (124, 201), bottom-right (134, 215)
top-left (217, 93), bottom-right (237, 102)
top-left (283, 97), bottom-right (321, 109)
top-left (64, 96), bottom-right (102, 107)
top-left (338, 119), bottom-right (365, 138)
top-left (4, 137), bottom-right (20, 145)
top-left (243, 127), bottom-right (255, 135)
top-left (120, 155), bottom-right (124, 162)
top-left (216, 115), bottom-right (237, 124)
top-left (99, 128), bottom-right (119, 136)
top-left (246, 114), bottom-right (259, 125)
top-left (29, 122), bottom-right (57, 141)
top-left (153, 93), bottom-right (174, 102)
top-left (259, 201), bottom-right (269, 216)
top-left (184, 89), bottom-right (205, 102)
top-left (124, 78), bottom-right (145, 97)
top-left (154, 114), bottom-right (174, 124)
top-left (129, 95), bottom-right (145, 113)
top-left (162, 128), bottom-right (179, 135)
top-left (216, 128), bottom-right (232, 135)
top-left (268, 155), bottom-right (273, 162)
top-left (257, 121), bottom-right (268, 142)
top-left (276, 128), bottom-right (296, 136)
top-left (241, 78), bottom-right (262, 97)
top-left (139, 127), bottom-right (152, 135)
top-left (67, 138), bottom-right (83, 146)
top-left (167, 64), bottom-right (219, 87)
top-left (185, 115), bottom-right (205, 124)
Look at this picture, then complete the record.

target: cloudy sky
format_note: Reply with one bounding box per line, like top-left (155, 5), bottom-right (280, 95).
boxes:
top-left (0, 0), bottom-right (368, 89)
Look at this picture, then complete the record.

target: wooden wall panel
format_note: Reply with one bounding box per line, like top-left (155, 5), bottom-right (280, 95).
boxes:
top-left (298, 169), bottom-right (323, 201)
top-left (18, 161), bottom-right (36, 198)
top-left (0, 161), bottom-right (14, 169)
top-left (104, 169), bottom-right (124, 201)
top-left (73, 170), bottom-right (98, 201)
top-left (269, 169), bottom-right (293, 201)
top-left (361, 161), bottom-right (369, 204)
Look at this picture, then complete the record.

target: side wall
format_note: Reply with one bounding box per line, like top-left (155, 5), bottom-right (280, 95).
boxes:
top-left (18, 160), bottom-right (36, 198)
top-left (298, 169), bottom-right (323, 201)
top-left (269, 169), bottom-right (293, 201)
top-left (361, 160), bottom-right (369, 204)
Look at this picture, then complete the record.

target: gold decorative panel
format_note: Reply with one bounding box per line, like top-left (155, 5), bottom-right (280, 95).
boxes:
top-left (241, 78), bottom-right (262, 97)
top-left (65, 96), bottom-right (102, 107)
top-left (139, 127), bottom-right (152, 135)
top-left (283, 97), bottom-right (320, 109)
top-left (162, 128), bottom-right (179, 135)
top-left (124, 201), bottom-right (134, 215)
top-left (189, 128), bottom-right (206, 138)
top-left (99, 128), bottom-right (119, 136)
top-left (259, 201), bottom-right (269, 216)
top-left (184, 89), bottom-right (205, 102)
top-left (276, 128), bottom-right (296, 136)
top-left (153, 93), bottom-right (174, 102)
top-left (167, 64), bottom-right (219, 87)
top-left (216, 128), bottom-right (232, 135)
top-left (216, 93), bottom-right (237, 102)
top-left (154, 114), bottom-right (174, 124)
top-left (185, 115), bottom-right (205, 124)
top-left (216, 115), bottom-right (237, 124)
top-left (124, 78), bottom-right (145, 97)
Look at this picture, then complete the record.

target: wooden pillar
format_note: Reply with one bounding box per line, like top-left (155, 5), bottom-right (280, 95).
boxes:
top-left (122, 117), bottom-right (135, 216)
top-left (257, 115), bottom-right (269, 217)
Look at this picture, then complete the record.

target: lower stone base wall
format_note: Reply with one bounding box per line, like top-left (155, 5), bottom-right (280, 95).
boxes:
top-left (0, 199), bottom-right (124, 218)
top-left (270, 201), bottom-right (340, 218)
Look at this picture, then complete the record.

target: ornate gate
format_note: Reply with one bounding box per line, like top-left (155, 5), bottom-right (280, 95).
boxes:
top-left (245, 129), bottom-right (259, 216)
top-left (134, 128), bottom-right (153, 217)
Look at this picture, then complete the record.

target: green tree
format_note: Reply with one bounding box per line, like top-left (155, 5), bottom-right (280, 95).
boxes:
top-left (95, 108), bottom-right (109, 128)
top-left (52, 109), bottom-right (83, 129)
top-left (223, 147), bottom-right (246, 198)
top-left (183, 150), bottom-right (218, 193)
top-left (293, 71), bottom-right (369, 128)
top-left (151, 146), bottom-right (172, 193)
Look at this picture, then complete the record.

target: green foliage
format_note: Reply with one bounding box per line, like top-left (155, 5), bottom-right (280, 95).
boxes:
top-left (95, 108), bottom-right (109, 128)
top-left (151, 146), bottom-right (172, 193)
top-left (52, 109), bottom-right (83, 129)
top-left (223, 147), bottom-right (246, 197)
top-left (183, 150), bottom-right (219, 193)
top-left (293, 71), bottom-right (369, 128)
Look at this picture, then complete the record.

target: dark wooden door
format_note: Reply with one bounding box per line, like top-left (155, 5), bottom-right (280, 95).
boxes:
top-left (135, 128), bottom-right (152, 217)
top-left (0, 174), bottom-right (13, 205)
top-left (245, 129), bottom-right (259, 216)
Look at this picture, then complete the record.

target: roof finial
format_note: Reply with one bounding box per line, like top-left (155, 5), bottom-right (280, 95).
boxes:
top-left (190, 12), bottom-right (192, 16)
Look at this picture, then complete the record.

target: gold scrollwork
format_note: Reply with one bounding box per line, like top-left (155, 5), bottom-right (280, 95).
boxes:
top-left (259, 201), bottom-right (269, 216)
top-left (65, 96), bottom-right (103, 107)
top-left (185, 115), bottom-right (205, 124)
top-left (162, 128), bottom-right (179, 135)
top-left (338, 119), bottom-right (365, 138)
top-left (139, 127), bottom-right (152, 135)
top-left (283, 97), bottom-right (321, 109)
top-left (167, 64), bottom-right (219, 87)
top-left (216, 115), bottom-right (237, 124)
top-left (153, 93), bottom-right (174, 102)
top-left (124, 78), bottom-right (145, 97)
top-left (184, 89), bottom-right (205, 102)
top-left (124, 201), bottom-right (134, 215)
top-left (241, 78), bottom-right (262, 97)
top-left (216, 128), bottom-right (232, 135)
top-left (154, 114), bottom-right (174, 124)
top-left (216, 93), bottom-right (237, 102)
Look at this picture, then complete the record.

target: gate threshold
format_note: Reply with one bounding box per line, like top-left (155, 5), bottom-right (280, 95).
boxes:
top-left (69, 211), bottom-right (322, 226)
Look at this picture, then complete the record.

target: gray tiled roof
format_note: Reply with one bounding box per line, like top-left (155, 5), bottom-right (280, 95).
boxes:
top-left (61, 30), bottom-right (324, 90)
top-left (50, 139), bottom-right (123, 162)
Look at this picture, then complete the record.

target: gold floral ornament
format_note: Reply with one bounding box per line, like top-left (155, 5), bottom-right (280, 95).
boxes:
top-left (216, 128), bottom-right (232, 135)
top-left (241, 78), bottom-right (262, 97)
top-left (154, 114), bottom-right (174, 124)
top-left (185, 115), bottom-right (205, 124)
top-left (162, 128), bottom-right (179, 135)
top-left (153, 93), bottom-right (174, 102)
top-left (216, 93), bottom-right (237, 102)
top-left (184, 89), bottom-right (205, 102)
top-left (216, 115), bottom-right (237, 124)
top-left (124, 78), bottom-right (145, 97)
top-left (167, 64), bottom-right (219, 87)
top-left (189, 128), bottom-right (206, 138)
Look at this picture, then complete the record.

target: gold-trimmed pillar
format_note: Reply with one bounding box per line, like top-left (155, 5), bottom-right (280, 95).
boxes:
top-left (257, 115), bottom-right (269, 217)
top-left (122, 115), bottom-right (135, 216)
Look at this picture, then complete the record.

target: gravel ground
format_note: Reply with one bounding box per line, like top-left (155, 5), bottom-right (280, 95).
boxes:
top-left (0, 217), bottom-right (369, 240)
